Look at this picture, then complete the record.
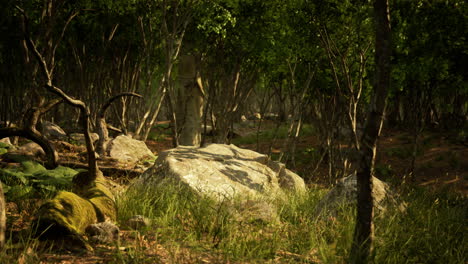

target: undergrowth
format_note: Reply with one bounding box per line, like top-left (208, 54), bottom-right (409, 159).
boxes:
top-left (0, 159), bottom-right (465, 263)
top-left (116, 180), bottom-right (466, 263)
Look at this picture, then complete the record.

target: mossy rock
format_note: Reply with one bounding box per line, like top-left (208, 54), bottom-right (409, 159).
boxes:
top-left (33, 171), bottom-right (117, 250)
top-left (34, 191), bottom-right (97, 250)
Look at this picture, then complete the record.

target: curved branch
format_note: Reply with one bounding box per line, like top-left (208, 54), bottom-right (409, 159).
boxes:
top-left (96, 92), bottom-right (142, 156)
top-left (0, 128), bottom-right (58, 169)
top-left (18, 6), bottom-right (98, 185)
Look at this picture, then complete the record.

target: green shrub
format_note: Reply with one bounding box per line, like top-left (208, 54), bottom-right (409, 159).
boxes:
top-left (0, 160), bottom-right (78, 202)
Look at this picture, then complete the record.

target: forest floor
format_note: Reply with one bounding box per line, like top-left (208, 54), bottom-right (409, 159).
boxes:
top-left (2, 123), bottom-right (467, 263)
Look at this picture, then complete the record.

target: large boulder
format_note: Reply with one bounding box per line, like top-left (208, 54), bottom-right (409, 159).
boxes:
top-left (138, 144), bottom-right (306, 201)
top-left (107, 135), bottom-right (154, 164)
top-left (314, 174), bottom-right (406, 217)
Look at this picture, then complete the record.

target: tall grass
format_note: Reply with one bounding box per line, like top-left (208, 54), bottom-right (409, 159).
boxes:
top-left (3, 178), bottom-right (464, 263)
top-left (117, 180), bottom-right (466, 263)
top-left (374, 187), bottom-right (467, 264)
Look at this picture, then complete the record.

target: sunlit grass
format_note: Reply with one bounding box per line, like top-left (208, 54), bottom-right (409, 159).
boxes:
top-left (116, 180), bottom-right (466, 263)
top-left (2, 176), bottom-right (464, 263)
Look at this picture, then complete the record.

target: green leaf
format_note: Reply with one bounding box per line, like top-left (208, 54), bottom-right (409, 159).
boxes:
top-left (21, 160), bottom-right (46, 174)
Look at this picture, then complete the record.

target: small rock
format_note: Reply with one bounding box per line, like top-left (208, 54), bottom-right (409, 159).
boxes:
top-left (41, 121), bottom-right (67, 140)
top-left (85, 222), bottom-right (119, 244)
top-left (16, 142), bottom-right (45, 158)
top-left (126, 215), bottom-right (151, 230)
top-left (314, 173), bottom-right (406, 217)
top-left (0, 138), bottom-right (11, 145)
top-left (108, 135), bottom-right (154, 164)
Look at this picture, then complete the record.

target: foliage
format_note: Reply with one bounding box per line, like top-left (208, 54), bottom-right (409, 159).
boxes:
top-left (0, 160), bottom-right (78, 202)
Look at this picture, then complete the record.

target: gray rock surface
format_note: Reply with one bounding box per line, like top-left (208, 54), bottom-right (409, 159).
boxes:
top-left (41, 121), bottom-right (67, 140)
top-left (139, 144), bottom-right (306, 201)
top-left (126, 215), bottom-right (151, 230)
top-left (16, 142), bottom-right (45, 158)
top-left (314, 174), bottom-right (405, 217)
top-left (85, 222), bottom-right (119, 244)
top-left (107, 135), bottom-right (154, 164)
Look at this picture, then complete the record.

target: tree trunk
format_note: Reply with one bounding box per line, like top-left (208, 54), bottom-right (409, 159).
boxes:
top-left (0, 180), bottom-right (5, 250)
top-left (177, 55), bottom-right (204, 146)
top-left (349, 0), bottom-right (391, 263)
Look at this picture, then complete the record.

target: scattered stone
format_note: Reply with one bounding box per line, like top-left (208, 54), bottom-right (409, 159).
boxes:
top-left (85, 222), bottom-right (120, 244)
top-left (16, 142), bottom-right (45, 158)
top-left (41, 121), bottom-right (67, 140)
top-left (0, 138), bottom-right (11, 145)
top-left (139, 144), bottom-right (306, 202)
top-left (126, 215), bottom-right (151, 230)
top-left (108, 135), bottom-right (154, 164)
top-left (314, 173), bottom-right (406, 217)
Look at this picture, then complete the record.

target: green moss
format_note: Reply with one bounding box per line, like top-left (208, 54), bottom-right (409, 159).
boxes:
top-left (35, 191), bottom-right (97, 250)
top-left (84, 174), bottom-right (117, 222)
top-left (37, 191), bottom-right (97, 234)
top-left (34, 170), bottom-right (117, 250)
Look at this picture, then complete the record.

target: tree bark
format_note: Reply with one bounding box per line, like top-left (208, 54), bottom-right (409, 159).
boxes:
top-left (177, 55), bottom-right (204, 146)
top-left (19, 8), bottom-right (99, 185)
top-left (349, 0), bottom-right (391, 263)
top-left (0, 128), bottom-right (58, 169)
top-left (0, 180), bottom-right (5, 250)
top-left (0, 97), bottom-right (61, 169)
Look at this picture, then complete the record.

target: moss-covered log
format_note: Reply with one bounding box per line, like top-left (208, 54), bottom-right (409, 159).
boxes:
top-left (33, 172), bottom-right (116, 250)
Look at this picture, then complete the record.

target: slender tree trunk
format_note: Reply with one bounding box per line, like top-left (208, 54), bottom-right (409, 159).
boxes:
top-left (350, 0), bottom-right (391, 262)
top-left (0, 180), bottom-right (5, 250)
